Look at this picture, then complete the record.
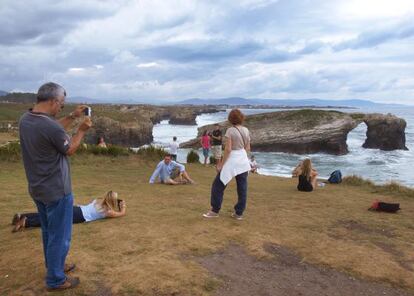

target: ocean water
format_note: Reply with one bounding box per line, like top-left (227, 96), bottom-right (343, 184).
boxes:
top-left (152, 107), bottom-right (414, 187)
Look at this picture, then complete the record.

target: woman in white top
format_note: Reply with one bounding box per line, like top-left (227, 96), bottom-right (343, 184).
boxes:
top-left (203, 109), bottom-right (251, 220)
top-left (11, 191), bottom-right (126, 232)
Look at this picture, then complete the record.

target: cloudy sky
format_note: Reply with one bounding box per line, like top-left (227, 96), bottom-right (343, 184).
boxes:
top-left (1, 0), bottom-right (414, 104)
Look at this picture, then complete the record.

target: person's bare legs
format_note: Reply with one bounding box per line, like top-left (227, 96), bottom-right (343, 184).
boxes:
top-left (181, 171), bottom-right (195, 184)
top-left (165, 178), bottom-right (181, 185)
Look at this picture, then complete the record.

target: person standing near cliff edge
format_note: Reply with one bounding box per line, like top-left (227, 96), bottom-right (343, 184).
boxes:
top-left (203, 109), bottom-right (251, 220)
top-left (19, 82), bottom-right (92, 291)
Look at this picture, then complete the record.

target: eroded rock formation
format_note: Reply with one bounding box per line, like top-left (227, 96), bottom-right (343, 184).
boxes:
top-left (79, 104), bottom-right (221, 147)
top-left (180, 110), bottom-right (408, 155)
top-left (363, 114), bottom-right (408, 151)
top-left (84, 116), bottom-right (153, 147)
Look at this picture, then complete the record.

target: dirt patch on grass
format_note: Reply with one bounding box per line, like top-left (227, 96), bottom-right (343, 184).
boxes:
top-left (331, 219), bottom-right (396, 238)
top-left (92, 281), bottom-right (114, 296)
top-left (373, 241), bottom-right (414, 272)
top-left (196, 243), bottom-right (413, 296)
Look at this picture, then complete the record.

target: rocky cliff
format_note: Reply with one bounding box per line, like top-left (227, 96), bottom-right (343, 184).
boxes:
top-left (83, 116), bottom-right (154, 147)
top-left (362, 114), bottom-right (408, 151)
top-left (79, 104), bottom-right (220, 147)
top-left (180, 110), bottom-right (408, 155)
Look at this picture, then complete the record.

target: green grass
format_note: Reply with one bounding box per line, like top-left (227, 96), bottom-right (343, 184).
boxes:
top-left (343, 175), bottom-right (414, 199)
top-left (0, 103), bottom-right (148, 125)
top-left (246, 109), bottom-right (346, 128)
top-left (134, 145), bottom-right (168, 160)
top-left (0, 103), bottom-right (33, 121)
top-left (0, 141), bottom-right (21, 161)
top-left (0, 155), bottom-right (414, 295)
top-left (187, 150), bottom-right (200, 163)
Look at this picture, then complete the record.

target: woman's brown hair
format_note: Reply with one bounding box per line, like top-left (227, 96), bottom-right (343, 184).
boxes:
top-left (228, 109), bottom-right (245, 125)
top-left (301, 159), bottom-right (312, 181)
top-left (95, 191), bottom-right (120, 213)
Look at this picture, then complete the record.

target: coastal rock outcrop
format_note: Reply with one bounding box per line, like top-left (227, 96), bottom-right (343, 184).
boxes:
top-left (84, 116), bottom-right (153, 147)
top-left (168, 110), bottom-right (197, 125)
top-left (363, 114), bottom-right (408, 151)
top-left (168, 107), bottom-right (220, 125)
top-left (78, 104), bottom-right (221, 147)
top-left (180, 110), bottom-right (408, 155)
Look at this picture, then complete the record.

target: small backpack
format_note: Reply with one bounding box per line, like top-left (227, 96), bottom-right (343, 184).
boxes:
top-left (369, 200), bottom-right (400, 213)
top-left (328, 170), bottom-right (342, 184)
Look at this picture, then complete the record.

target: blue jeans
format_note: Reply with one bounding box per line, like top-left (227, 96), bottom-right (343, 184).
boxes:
top-left (210, 172), bottom-right (248, 215)
top-left (34, 193), bottom-right (73, 288)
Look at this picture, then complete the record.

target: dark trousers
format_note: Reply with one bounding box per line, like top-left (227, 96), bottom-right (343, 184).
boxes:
top-left (23, 206), bottom-right (85, 228)
top-left (171, 154), bottom-right (177, 161)
top-left (34, 194), bottom-right (74, 288)
top-left (211, 171), bottom-right (248, 216)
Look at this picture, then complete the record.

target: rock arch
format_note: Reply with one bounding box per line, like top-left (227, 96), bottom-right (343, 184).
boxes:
top-left (180, 110), bottom-right (408, 155)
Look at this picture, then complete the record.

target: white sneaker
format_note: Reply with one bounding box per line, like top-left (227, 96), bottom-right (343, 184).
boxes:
top-left (231, 213), bottom-right (243, 220)
top-left (203, 210), bottom-right (219, 218)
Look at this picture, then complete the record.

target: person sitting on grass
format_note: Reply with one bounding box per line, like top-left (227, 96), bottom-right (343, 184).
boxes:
top-left (292, 158), bottom-right (318, 192)
top-left (12, 191), bottom-right (126, 232)
top-left (149, 154), bottom-right (195, 185)
top-left (97, 136), bottom-right (107, 148)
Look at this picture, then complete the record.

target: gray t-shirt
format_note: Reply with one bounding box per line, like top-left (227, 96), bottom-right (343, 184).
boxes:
top-left (19, 110), bottom-right (72, 203)
top-left (225, 126), bottom-right (250, 150)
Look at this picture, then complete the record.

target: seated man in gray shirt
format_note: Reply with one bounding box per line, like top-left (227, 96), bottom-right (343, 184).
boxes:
top-left (149, 154), bottom-right (195, 185)
top-left (19, 82), bottom-right (91, 291)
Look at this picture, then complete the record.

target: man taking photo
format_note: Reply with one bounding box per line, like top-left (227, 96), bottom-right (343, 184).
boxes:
top-left (19, 82), bottom-right (92, 291)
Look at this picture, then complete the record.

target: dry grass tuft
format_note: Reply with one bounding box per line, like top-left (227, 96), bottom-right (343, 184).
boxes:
top-left (343, 175), bottom-right (414, 199)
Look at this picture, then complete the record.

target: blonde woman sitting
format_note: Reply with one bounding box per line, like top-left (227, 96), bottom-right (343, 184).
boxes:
top-left (12, 191), bottom-right (126, 232)
top-left (292, 159), bottom-right (318, 192)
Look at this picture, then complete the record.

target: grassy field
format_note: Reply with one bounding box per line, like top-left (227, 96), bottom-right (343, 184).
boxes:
top-left (0, 132), bottom-right (18, 145)
top-left (0, 154), bottom-right (414, 295)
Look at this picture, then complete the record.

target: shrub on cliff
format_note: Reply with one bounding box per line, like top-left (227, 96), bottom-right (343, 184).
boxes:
top-left (342, 175), bottom-right (414, 198)
top-left (187, 150), bottom-right (200, 163)
top-left (0, 141), bottom-right (21, 161)
top-left (135, 145), bottom-right (167, 160)
top-left (78, 144), bottom-right (130, 157)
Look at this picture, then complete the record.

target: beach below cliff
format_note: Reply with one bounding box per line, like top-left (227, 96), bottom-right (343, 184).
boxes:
top-left (1, 154), bottom-right (413, 295)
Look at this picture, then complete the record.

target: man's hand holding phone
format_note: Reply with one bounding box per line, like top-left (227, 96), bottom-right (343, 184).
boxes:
top-left (79, 117), bottom-right (92, 132)
top-left (70, 105), bottom-right (90, 118)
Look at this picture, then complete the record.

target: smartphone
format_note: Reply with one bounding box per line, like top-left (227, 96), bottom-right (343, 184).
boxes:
top-left (84, 107), bottom-right (92, 117)
top-left (117, 199), bottom-right (124, 211)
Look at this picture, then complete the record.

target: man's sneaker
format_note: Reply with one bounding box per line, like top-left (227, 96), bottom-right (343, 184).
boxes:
top-left (202, 210), bottom-right (219, 218)
top-left (46, 276), bottom-right (80, 291)
top-left (231, 213), bottom-right (243, 220)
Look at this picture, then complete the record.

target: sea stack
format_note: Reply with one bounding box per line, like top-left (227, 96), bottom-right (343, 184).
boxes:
top-left (362, 114), bottom-right (408, 151)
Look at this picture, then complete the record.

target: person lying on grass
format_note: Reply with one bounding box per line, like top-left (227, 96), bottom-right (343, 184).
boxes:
top-left (149, 154), bottom-right (195, 185)
top-left (11, 191), bottom-right (126, 232)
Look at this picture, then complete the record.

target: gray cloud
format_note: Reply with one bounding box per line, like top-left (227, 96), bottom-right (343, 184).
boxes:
top-left (0, 1), bottom-right (119, 45)
top-left (333, 19), bottom-right (414, 51)
top-left (1, 0), bottom-right (414, 104)
top-left (140, 40), bottom-right (263, 62)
